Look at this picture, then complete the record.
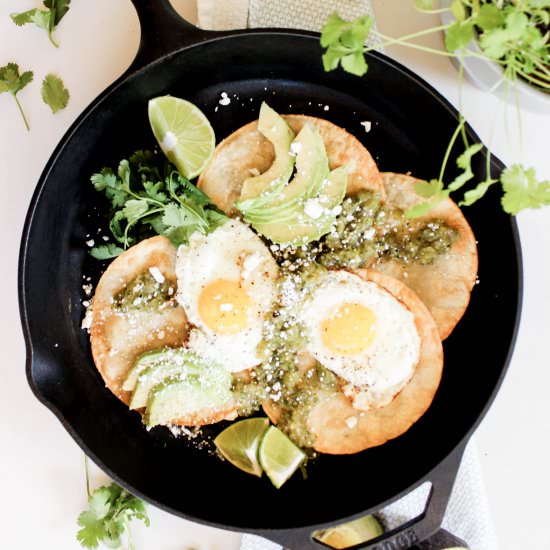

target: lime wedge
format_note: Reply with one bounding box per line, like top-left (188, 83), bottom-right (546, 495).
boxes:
top-left (148, 96), bottom-right (215, 179)
top-left (258, 426), bottom-right (306, 489)
top-left (214, 418), bottom-right (270, 477)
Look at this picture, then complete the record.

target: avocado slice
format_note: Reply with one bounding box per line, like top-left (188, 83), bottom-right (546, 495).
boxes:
top-left (239, 102), bottom-right (296, 201)
top-left (252, 164), bottom-right (348, 244)
top-left (122, 347), bottom-right (176, 392)
top-left (236, 123), bottom-right (329, 217)
top-left (130, 358), bottom-right (202, 410)
top-left (144, 373), bottom-right (233, 428)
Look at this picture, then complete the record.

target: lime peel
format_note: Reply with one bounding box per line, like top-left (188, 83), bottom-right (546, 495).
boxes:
top-left (258, 425), bottom-right (306, 489)
top-left (148, 96), bottom-right (215, 179)
top-left (214, 417), bottom-right (270, 477)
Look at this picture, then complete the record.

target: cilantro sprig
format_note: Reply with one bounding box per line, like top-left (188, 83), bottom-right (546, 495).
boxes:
top-left (90, 150), bottom-right (227, 258)
top-left (0, 63), bottom-right (33, 131)
top-left (77, 464), bottom-right (149, 550)
top-left (11, 0), bottom-right (71, 48)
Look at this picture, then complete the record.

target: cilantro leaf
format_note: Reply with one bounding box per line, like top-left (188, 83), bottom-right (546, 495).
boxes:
top-left (445, 20), bottom-right (475, 52)
top-left (500, 165), bottom-right (550, 214)
top-left (77, 483), bottom-right (149, 550)
top-left (460, 177), bottom-right (497, 206)
top-left (90, 244), bottom-right (124, 260)
top-left (41, 73), bottom-right (70, 113)
top-left (10, 9), bottom-right (39, 26)
top-left (320, 13), bottom-right (372, 76)
top-left (407, 143), bottom-right (483, 217)
top-left (10, 0), bottom-right (71, 47)
top-left (91, 150), bottom-right (227, 255)
top-left (476, 4), bottom-right (505, 31)
top-left (0, 63), bottom-right (33, 131)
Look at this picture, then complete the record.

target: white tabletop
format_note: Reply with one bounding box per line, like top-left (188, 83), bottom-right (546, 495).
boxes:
top-left (1, 1), bottom-right (549, 549)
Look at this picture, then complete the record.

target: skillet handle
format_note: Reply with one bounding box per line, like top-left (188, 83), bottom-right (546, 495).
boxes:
top-left (259, 443), bottom-right (467, 550)
top-left (127, 0), bottom-right (230, 72)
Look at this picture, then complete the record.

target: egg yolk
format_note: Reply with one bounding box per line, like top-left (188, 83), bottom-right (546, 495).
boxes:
top-left (321, 302), bottom-right (376, 355)
top-left (198, 279), bottom-right (252, 335)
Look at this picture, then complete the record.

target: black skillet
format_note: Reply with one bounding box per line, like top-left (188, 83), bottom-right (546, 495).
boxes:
top-left (19, 1), bottom-right (522, 548)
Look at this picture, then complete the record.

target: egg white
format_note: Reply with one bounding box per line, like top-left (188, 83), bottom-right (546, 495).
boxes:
top-left (300, 270), bottom-right (421, 410)
top-left (175, 219), bottom-right (278, 372)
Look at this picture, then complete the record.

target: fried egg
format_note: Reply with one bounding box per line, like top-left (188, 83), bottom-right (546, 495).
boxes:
top-left (300, 270), bottom-right (421, 410)
top-left (175, 219), bottom-right (278, 372)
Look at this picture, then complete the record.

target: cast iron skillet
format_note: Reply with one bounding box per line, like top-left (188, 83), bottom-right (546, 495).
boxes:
top-left (19, 1), bottom-right (522, 548)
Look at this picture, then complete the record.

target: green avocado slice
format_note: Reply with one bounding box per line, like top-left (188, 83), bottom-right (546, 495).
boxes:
top-left (144, 373), bottom-right (233, 428)
top-left (122, 347), bottom-right (177, 392)
top-left (236, 123), bottom-right (329, 217)
top-left (239, 102), bottom-right (296, 201)
top-left (252, 164), bottom-right (348, 244)
top-left (130, 359), bottom-right (202, 410)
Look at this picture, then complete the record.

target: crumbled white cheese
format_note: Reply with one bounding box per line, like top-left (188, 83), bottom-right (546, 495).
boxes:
top-left (304, 198), bottom-right (324, 220)
top-left (289, 142), bottom-right (302, 156)
top-left (86, 239), bottom-right (95, 247)
top-left (149, 266), bottom-right (165, 284)
top-left (162, 131), bottom-right (178, 152)
top-left (323, 105), bottom-right (330, 111)
top-left (219, 92), bottom-right (231, 106)
top-left (360, 121), bottom-right (372, 133)
top-left (242, 252), bottom-right (264, 279)
top-left (331, 205), bottom-right (343, 216)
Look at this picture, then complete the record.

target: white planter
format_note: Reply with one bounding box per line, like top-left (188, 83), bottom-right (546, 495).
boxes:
top-left (440, 1), bottom-right (550, 114)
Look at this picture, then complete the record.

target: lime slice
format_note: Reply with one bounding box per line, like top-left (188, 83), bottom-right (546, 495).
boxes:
top-left (148, 96), bottom-right (215, 179)
top-left (313, 515), bottom-right (384, 549)
top-left (258, 426), bottom-right (306, 489)
top-left (214, 418), bottom-right (270, 477)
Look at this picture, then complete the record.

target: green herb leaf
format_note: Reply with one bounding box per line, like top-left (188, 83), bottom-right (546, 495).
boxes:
top-left (475, 4), bottom-right (505, 31)
top-left (44, 0), bottom-right (71, 26)
top-left (77, 483), bottom-right (149, 549)
top-left (320, 13), bottom-right (372, 76)
top-left (460, 177), bottom-right (497, 206)
top-left (447, 143), bottom-right (483, 192)
top-left (90, 244), bottom-right (124, 260)
top-left (413, 178), bottom-right (444, 198)
top-left (341, 52), bottom-right (368, 76)
top-left (41, 73), bottom-right (70, 113)
top-left (10, 9), bottom-right (38, 26)
top-left (500, 165), bottom-right (550, 215)
top-left (450, 0), bottom-right (467, 22)
top-left (445, 20), bottom-right (474, 51)
top-left (0, 63), bottom-right (33, 130)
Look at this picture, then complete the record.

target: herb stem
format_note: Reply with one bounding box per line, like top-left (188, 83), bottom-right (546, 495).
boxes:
top-left (438, 118), bottom-right (465, 184)
top-left (373, 23), bottom-right (450, 45)
top-left (12, 93), bottom-right (30, 131)
top-left (48, 30), bottom-right (59, 48)
top-left (124, 516), bottom-right (135, 550)
top-left (84, 454), bottom-right (91, 498)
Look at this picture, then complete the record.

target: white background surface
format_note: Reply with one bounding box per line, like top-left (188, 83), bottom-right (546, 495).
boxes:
top-left (1, 1), bottom-right (548, 549)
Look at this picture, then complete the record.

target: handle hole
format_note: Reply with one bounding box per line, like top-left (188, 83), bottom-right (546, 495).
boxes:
top-left (311, 482), bottom-right (432, 549)
top-left (168, 0), bottom-right (198, 26)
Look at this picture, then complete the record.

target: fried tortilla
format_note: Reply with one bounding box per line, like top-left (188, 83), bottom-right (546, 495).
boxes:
top-left (89, 235), bottom-right (239, 426)
top-left (198, 114), bottom-right (383, 214)
top-left (264, 269), bottom-right (443, 454)
top-left (373, 172), bottom-right (478, 339)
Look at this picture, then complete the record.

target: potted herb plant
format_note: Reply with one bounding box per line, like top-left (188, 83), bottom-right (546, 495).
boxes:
top-left (438, 0), bottom-right (550, 112)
